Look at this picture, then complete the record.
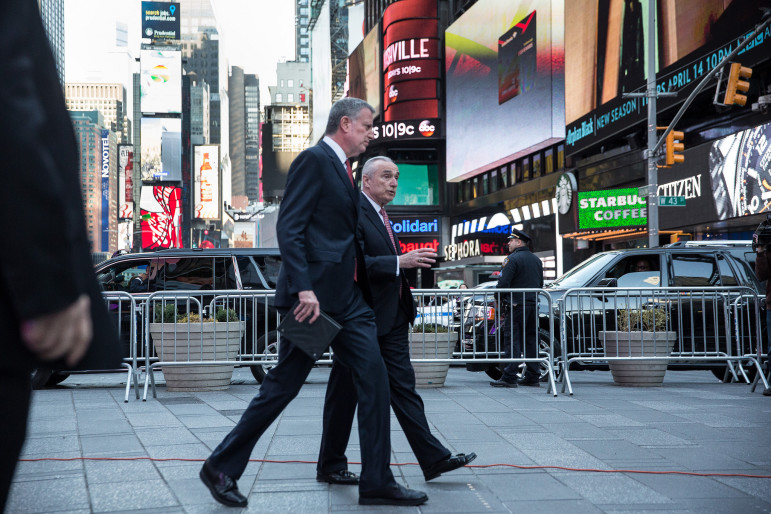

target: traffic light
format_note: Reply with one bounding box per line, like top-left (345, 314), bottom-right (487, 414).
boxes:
top-left (724, 62), bottom-right (752, 106)
top-left (665, 130), bottom-right (685, 166)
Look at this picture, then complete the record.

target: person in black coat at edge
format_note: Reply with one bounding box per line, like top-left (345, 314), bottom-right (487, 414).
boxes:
top-left (490, 228), bottom-right (544, 388)
top-left (753, 231), bottom-right (771, 396)
top-left (316, 156), bottom-right (477, 486)
top-left (199, 98), bottom-right (428, 507)
top-left (0, 1), bottom-right (122, 511)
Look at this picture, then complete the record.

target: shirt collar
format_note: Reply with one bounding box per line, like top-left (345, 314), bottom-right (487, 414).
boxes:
top-left (322, 136), bottom-right (347, 166)
top-left (362, 191), bottom-right (384, 216)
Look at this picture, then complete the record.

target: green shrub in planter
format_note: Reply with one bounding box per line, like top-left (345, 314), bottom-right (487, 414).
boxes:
top-left (617, 306), bottom-right (668, 332)
top-left (411, 322), bottom-right (449, 333)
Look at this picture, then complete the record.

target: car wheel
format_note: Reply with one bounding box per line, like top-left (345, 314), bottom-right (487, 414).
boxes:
top-left (250, 330), bottom-right (279, 383)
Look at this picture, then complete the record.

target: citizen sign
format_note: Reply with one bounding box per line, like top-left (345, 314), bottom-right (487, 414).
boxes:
top-left (372, 119), bottom-right (439, 142)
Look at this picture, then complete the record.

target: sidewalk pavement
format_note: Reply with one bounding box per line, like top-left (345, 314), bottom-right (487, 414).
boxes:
top-left (7, 367), bottom-right (771, 513)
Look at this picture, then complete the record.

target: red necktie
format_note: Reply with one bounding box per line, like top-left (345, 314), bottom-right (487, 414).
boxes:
top-left (346, 159), bottom-right (354, 187)
top-left (381, 207), bottom-right (401, 296)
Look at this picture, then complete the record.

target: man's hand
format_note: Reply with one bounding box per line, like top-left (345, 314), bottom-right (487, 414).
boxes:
top-left (20, 294), bottom-right (92, 367)
top-left (295, 290), bottom-right (320, 323)
top-left (399, 248), bottom-right (437, 269)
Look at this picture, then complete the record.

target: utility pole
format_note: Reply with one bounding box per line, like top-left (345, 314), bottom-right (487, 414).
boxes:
top-left (644, 0), bottom-right (659, 249)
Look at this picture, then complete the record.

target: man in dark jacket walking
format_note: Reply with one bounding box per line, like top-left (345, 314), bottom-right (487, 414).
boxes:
top-left (490, 228), bottom-right (544, 388)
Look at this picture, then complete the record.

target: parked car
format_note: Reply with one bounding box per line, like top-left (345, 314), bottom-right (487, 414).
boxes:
top-left (468, 243), bottom-right (763, 382)
top-left (33, 248), bottom-right (282, 389)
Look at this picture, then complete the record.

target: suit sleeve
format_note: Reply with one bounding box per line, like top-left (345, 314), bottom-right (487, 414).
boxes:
top-left (357, 214), bottom-right (399, 278)
top-left (276, 150), bottom-right (323, 294)
top-left (0, 0), bottom-right (85, 321)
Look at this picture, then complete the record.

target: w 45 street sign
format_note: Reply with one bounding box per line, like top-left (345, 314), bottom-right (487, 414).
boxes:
top-left (658, 196), bottom-right (686, 207)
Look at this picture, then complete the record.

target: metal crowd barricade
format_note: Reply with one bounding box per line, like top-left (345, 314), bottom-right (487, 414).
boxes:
top-left (557, 286), bottom-right (766, 395)
top-left (411, 288), bottom-right (557, 396)
top-left (137, 288), bottom-right (558, 399)
top-left (102, 291), bottom-right (141, 402)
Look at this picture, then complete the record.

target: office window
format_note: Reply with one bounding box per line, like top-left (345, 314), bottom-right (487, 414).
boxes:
top-left (481, 173), bottom-right (489, 195)
top-left (490, 169), bottom-right (499, 193)
top-left (532, 153), bottom-right (541, 178)
top-left (522, 157), bottom-right (531, 181)
top-left (276, 93), bottom-right (283, 102)
top-left (288, 79), bottom-right (294, 87)
top-left (544, 148), bottom-right (554, 174)
top-left (288, 93), bottom-right (294, 102)
top-left (557, 143), bottom-right (565, 170)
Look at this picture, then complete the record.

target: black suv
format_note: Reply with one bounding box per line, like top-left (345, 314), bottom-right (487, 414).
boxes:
top-left (470, 244), bottom-right (763, 382)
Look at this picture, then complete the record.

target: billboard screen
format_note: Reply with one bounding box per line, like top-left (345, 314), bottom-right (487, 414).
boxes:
top-left (194, 145), bottom-right (220, 220)
top-left (577, 187), bottom-right (647, 229)
top-left (140, 117), bottom-right (181, 182)
top-left (445, 0), bottom-right (565, 182)
top-left (140, 185), bottom-right (182, 249)
top-left (141, 1), bottom-right (180, 41)
top-left (565, 0), bottom-right (771, 155)
top-left (382, 0), bottom-right (440, 123)
top-left (233, 221), bottom-right (256, 248)
top-left (140, 49), bottom-right (182, 114)
top-left (118, 221), bottom-right (133, 251)
top-left (100, 129), bottom-right (110, 252)
top-left (348, 23), bottom-right (381, 115)
top-left (118, 144), bottom-right (134, 219)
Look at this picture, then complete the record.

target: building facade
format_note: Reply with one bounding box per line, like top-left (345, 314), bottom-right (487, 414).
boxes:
top-left (244, 74), bottom-right (261, 203)
top-left (37, 0), bottom-right (65, 85)
top-left (229, 66), bottom-right (246, 197)
top-left (65, 83), bottom-right (130, 144)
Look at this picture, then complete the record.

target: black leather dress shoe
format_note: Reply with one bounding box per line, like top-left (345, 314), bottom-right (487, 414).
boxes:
top-left (316, 469), bottom-right (359, 485)
top-left (517, 376), bottom-right (540, 387)
top-left (490, 378), bottom-right (518, 388)
top-left (359, 483), bottom-right (428, 506)
top-left (424, 452), bottom-right (477, 481)
top-left (199, 460), bottom-right (248, 508)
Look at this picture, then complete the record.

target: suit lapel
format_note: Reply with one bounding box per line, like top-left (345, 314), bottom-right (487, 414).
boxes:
top-left (318, 141), bottom-right (358, 206)
top-left (361, 193), bottom-right (397, 256)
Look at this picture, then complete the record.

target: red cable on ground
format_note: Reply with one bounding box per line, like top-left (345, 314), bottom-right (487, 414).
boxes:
top-left (18, 457), bottom-right (771, 479)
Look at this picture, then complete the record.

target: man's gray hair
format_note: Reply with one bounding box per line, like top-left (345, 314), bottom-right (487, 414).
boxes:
top-left (325, 98), bottom-right (375, 135)
top-left (361, 156), bottom-right (395, 177)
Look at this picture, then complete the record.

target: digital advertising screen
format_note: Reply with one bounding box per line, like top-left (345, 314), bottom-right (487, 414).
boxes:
top-left (390, 163), bottom-right (439, 206)
top-left (140, 117), bottom-right (181, 182)
top-left (140, 49), bottom-right (182, 114)
top-left (233, 221), bottom-right (256, 248)
top-left (445, 0), bottom-right (565, 182)
top-left (141, 1), bottom-right (180, 41)
top-left (382, 0), bottom-right (440, 122)
top-left (565, 0), bottom-right (771, 155)
top-left (348, 23), bottom-right (382, 115)
top-left (118, 144), bottom-right (134, 220)
top-left (193, 145), bottom-right (220, 220)
top-left (140, 185), bottom-right (182, 249)
top-left (577, 187), bottom-right (647, 229)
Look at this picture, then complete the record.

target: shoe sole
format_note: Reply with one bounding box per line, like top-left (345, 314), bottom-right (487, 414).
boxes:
top-left (424, 452), bottom-right (478, 481)
top-left (316, 475), bottom-right (359, 485)
top-left (359, 496), bottom-right (428, 506)
top-left (199, 469), bottom-right (248, 508)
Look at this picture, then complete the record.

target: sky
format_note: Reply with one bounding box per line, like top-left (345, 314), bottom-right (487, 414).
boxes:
top-left (64, 0), bottom-right (295, 106)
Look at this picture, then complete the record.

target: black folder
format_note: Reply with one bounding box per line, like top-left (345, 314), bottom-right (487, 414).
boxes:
top-left (276, 303), bottom-right (342, 360)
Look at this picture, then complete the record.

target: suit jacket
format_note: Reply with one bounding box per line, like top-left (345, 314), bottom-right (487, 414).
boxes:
top-left (275, 141), bottom-right (371, 314)
top-left (0, 0), bottom-right (121, 372)
top-left (358, 194), bottom-right (417, 336)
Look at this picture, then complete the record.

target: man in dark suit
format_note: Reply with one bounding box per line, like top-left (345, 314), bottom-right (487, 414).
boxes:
top-left (0, 1), bottom-right (122, 510)
top-left (200, 99), bottom-right (427, 507)
top-left (317, 156), bottom-right (476, 485)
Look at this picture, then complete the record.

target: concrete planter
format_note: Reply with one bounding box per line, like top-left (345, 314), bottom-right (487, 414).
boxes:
top-left (409, 332), bottom-right (456, 388)
top-left (149, 321), bottom-right (244, 392)
top-left (600, 331), bottom-right (677, 387)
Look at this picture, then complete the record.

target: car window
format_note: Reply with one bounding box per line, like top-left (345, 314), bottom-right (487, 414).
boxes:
top-left (717, 255), bottom-right (738, 286)
top-left (617, 271), bottom-right (661, 287)
top-left (237, 256), bottom-right (267, 289)
top-left (671, 254), bottom-right (720, 286)
top-left (160, 257), bottom-right (216, 290)
top-left (253, 255), bottom-right (281, 288)
top-left (550, 253), bottom-right (617, 288)
top-left (604, 255), bottom-right (660, 281)
top-left (96, 259), bottom-right (154, 292)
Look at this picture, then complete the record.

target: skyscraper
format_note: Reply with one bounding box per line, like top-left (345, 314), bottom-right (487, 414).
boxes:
top-left (37, 0), bottom-right (65, 85)
top-left (229, 66), bottom-right (246, 197)
top-left (296, 0), bottom-right (310, 63)
top-left (244, 74), bottom-right (261, 203)
top-left (65, 83), bottom-right (130, 144)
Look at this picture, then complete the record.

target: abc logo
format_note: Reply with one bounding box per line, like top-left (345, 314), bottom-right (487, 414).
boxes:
top-left (419, 120), bottom-right (435, 137)
top-left (388, 85), bottom-right (399, 102)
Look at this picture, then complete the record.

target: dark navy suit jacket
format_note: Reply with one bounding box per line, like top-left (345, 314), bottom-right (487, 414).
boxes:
top-left (275, 141), bottom-right (370, 314)
top-left (357, 193), bottom-right (416, 336)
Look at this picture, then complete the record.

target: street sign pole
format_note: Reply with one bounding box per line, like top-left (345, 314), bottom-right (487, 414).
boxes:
top-left (646, 0), bottom-right (658, 249)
